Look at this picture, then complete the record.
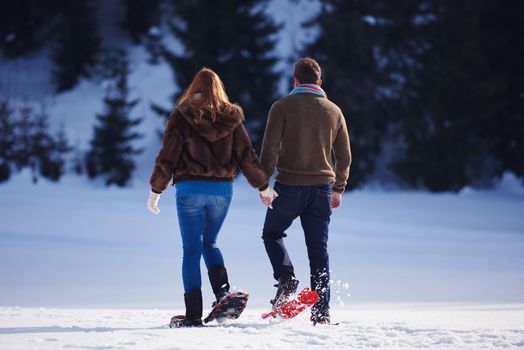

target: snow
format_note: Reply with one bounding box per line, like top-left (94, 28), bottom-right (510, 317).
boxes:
top-left (1, 305), bottom-right (523, 349)
top-left (1, 172), bottom-right (523, 307)
top-left (1, 172), bottom-right (524, 348)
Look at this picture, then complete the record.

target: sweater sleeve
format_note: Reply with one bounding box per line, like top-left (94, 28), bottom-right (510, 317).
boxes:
top-left (260, 102), bottom-right (286, 177)
top-left (149, 111), bottom-right (184, 193)
top-left (233, 123), bottom-right (269, 189)
top-left (332, 112), bottom-right (352, 193)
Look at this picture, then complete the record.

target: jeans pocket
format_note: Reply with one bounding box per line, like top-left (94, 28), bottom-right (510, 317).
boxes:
top-left (316, 189), bottom-right (332, 198)
top-left (312, 191), bottom-right (332, 217)
top-left (215, 196), bottom-right (231, 209)
top-left (177, 194), bottom-right (198, 207)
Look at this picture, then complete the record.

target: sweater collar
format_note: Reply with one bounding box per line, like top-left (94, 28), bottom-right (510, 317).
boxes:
top-left (289, 83), bottom-right (327, 98)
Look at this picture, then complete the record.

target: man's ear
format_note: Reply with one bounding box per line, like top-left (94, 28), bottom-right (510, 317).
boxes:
top-left (317, 79), bottom-right (323, 86)
top-left (294, 78), bottom-right (300, 87)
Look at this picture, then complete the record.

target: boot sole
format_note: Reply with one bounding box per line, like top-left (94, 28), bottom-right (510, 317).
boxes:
top-left (204, 292), bottom-right (249, 324)
top-left (169, 315), bottom-right (203, 328)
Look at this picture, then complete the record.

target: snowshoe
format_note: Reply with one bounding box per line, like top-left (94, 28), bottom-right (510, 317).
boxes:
top-left (262, 288), bottom-right (319, 320)
top-left (203, 291), bottom-right (249, 324)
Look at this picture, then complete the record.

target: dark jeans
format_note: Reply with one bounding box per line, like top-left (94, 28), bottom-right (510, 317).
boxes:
top-left (262, 182), bottom-right (332, 315)
top-left (176, 194), bottom-right (231, 293)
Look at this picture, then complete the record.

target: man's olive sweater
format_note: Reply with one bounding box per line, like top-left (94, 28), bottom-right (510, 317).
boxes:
top-left (260, 93), bottom-right (352, 193)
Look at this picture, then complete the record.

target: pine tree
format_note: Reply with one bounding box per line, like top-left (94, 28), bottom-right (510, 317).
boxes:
top-left (1, 0), bottom-right (63, 57)
top-left (390, 0), bottom-right (524, 191)
top-left (51, 0), bottom-right (101, 92)
top-left (13, 105), bottom-right (36, 179)
top-left (0, 101), bottom-right (15, 182)
top-left (8, 104), bottom-right (70, 183)
top-left (121, 0), bottom-right (161, 43)
top-left (301, 1), bottom-right (399, 188)
top-left (86, 50), bottom-right (143, 187)
top-left (33, 119), bottom-right (71, 182)
top-left (72, 143), bottom-right (86, 175)
top-left (144, 26), bottom-right (163, 65)
top-left (159, 0), bottom-right (281, 147)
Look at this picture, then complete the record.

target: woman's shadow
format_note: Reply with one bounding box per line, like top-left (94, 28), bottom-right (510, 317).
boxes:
top-left (0, 321), bottom-right (275, 334)
top-left (0, 325), bottom-right (166, 335)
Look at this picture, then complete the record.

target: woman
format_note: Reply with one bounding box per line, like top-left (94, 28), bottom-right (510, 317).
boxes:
top-left (147, 68), bottom-right (277, 327)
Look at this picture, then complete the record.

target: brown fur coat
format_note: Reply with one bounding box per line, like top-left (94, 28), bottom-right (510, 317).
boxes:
top-left (150, 105), bottom-right (268, 193)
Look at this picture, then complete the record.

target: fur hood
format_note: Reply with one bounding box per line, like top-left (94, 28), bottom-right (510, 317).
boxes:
top-left (177, 104), bottom-right (244, 142)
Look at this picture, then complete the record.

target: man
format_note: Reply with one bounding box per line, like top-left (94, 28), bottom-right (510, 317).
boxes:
top-left (258, 57), bottom-right (351, 325)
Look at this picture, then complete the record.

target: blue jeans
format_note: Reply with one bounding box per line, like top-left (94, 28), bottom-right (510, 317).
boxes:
top-left (176, 194), bottom-right (231, 293)
top-left (262, 182), bottom-right (332, 315)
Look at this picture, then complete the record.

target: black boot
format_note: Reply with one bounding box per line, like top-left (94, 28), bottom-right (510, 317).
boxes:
top-left (170, 288), bottom-right (203, 328)
top-left (270, 274), bottom-right (299, 309)
top-left (311, 307), bottom-right (330, 325)
top-left (208, 265), bottom-right (230, 302)
top-left (311, 268), bottom-right (330, 325)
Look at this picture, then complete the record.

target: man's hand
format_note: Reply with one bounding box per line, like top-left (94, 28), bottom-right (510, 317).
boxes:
top-left (259, 186), bottom-right (278, 209)
top-left (147, 190), bottom-right (161, 214)
top-left (331, 192), bottom-right (342, 209)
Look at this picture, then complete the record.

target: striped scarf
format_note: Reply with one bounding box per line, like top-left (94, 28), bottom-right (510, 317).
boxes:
top-left (289, 83), bottom-right (327, 98)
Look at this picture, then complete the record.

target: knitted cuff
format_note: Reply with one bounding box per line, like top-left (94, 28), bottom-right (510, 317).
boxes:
top-left (333, 187), bottom-right (345, 193)
top-left (258, 183), bottom-right (269, 192)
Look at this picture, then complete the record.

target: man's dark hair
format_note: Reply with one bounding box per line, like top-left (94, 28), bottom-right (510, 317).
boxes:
top-left (294, 57), bottom-right (321, 84)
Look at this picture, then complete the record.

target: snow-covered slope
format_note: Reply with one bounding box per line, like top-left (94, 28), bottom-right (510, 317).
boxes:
top-left (0, 0), bottom-right (322, 183)
top-left (1, 172), bottom-right (523, 308)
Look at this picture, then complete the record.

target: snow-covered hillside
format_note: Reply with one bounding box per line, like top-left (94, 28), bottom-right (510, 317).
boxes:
top-left (0, 0), bottom-right (321, 182)
top-left (1, 171), bottom-right (523, 307)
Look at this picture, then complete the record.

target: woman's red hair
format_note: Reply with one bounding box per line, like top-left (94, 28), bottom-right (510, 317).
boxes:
top-left (176, 68), bottom-right (242, 122)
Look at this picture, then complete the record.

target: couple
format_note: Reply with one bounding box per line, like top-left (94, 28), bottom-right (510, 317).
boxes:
top-left (147, 57), bottom-right (351, 327)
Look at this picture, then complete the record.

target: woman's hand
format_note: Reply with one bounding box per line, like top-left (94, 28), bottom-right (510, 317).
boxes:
top-left (147, 190), bottom-right (161, 214)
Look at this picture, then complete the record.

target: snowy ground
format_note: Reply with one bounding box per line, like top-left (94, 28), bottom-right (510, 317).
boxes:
top-left (1, 305), bottom-right (524, 349)
top-left (1, 172), bottom-right (524, 349)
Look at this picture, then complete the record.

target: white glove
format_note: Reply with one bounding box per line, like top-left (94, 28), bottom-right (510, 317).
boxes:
top-left (147, 190), bottom-right (161, 214)
top-left (259, 186), bottom-right (278, 209)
